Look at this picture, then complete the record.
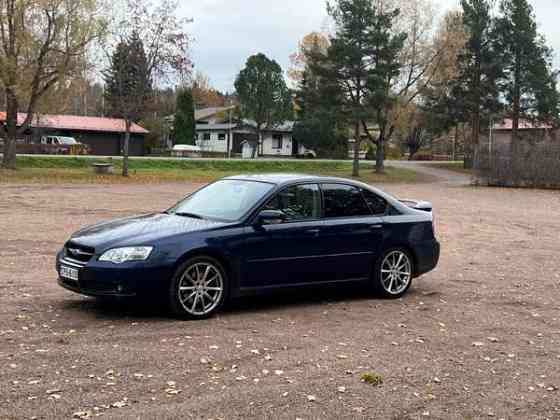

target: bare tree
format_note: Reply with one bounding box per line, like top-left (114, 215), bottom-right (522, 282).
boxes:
top-left (103, 0), bottom-right (192, 176)
top-left (0, 0), bottom-right (103, 169)
top-left (362, 0), bottom-right (447, 172)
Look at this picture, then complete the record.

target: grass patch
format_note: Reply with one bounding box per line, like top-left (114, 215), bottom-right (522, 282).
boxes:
top-left (361, 372), bottom-right (384, 387)
top-left (1, 156), bottom-right (428, 185)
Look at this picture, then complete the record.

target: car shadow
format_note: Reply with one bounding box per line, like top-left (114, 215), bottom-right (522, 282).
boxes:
top-left (57, 283), bottom-right (430, 321)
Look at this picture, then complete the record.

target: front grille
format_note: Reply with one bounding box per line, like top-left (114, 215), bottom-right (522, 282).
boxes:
top-left (64, 242), bottom-right (95, 264)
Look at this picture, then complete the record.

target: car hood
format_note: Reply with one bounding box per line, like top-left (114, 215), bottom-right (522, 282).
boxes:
top-left (70, 213), bottom-right (229, 250)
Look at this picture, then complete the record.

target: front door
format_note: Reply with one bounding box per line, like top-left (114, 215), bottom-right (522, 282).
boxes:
top-left (242, 183), bottom-right (325, 289)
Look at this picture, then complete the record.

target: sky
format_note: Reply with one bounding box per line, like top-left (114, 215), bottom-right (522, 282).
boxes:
top-left (179, 0), bottom-right (560, 93)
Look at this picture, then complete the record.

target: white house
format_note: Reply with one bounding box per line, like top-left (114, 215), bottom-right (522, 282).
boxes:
top-left (166, 107), bottom-right (315, 158)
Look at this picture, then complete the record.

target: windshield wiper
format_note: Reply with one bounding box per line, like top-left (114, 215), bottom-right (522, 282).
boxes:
top-left (173, 212), bottom-right (205, 220)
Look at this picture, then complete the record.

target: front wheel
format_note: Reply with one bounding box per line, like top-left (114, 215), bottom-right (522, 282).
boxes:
top-left (372, 248), bottom-right (414, 298)
top-left (169, 256), bottom-right (228, 319)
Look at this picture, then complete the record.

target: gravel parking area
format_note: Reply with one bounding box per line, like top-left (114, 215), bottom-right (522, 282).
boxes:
top-left (1, 180), bottom-right (560, 419)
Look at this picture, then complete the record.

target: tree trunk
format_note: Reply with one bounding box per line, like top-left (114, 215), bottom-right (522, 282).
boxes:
top-left (512, 51), bottom-right (521, 140)
top-left (122, 119), bottom-right (131, 177)
top-left (375, 136), bottom-right (385, 174)
top-left (453, 125), bottom-right (458, 162)
top-left (352, 122), bottom-right (360, 178)
top-left (252, 128), bottom-right (261, 159)
top-left (1, 90), bottom-right (18, 170)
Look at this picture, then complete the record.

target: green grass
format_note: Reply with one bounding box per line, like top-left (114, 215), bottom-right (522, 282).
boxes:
top-left (1, 155), bottom-right (428, 185)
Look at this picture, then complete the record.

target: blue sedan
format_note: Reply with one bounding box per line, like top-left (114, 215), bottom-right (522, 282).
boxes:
top-left (56, 174), bottom-right (440, 319)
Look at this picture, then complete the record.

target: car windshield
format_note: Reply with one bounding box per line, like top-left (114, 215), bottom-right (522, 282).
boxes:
top-left (59, 137), bottom-right (78, 145)
top-left (169, 179), bottom-right (274, 221)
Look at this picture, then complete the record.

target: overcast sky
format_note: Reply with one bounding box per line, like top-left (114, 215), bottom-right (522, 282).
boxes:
top-left (179, 0), bottom-right (560, 92)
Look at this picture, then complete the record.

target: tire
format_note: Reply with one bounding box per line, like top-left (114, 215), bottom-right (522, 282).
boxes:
top-left (169, 256), bottom-right (229, 319)
top-left (372, 248), bottom-right (414, 298)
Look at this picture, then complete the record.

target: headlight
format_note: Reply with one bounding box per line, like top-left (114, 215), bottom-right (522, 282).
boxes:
top-left (99, 247), bottom-right (153, 264)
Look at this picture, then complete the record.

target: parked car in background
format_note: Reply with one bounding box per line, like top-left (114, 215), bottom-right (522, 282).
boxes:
top-left (171, 144), bottom-right (202, 158)
top-left (56, 174), bottom-right (440, 319)
top-left (40, 136), bottom-right (89, 155)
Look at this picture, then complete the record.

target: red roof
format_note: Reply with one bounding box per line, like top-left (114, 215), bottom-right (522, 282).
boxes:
top-left (493, 118), bottom-right (553, 130)
top-left (0, 112), bottom-right (149, 134)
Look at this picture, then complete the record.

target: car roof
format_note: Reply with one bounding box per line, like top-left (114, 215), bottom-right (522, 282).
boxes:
top-left (224, 173), bottom-right (370, 188)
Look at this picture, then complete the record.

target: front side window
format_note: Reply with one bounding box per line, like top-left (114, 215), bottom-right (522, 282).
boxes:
top-left (264, 184), bottom-right (321, 222)
top-left (169, 180), bottom-right (274, 222)
top-left (322, 184), bottom-right (372, 218)
top-left (271, 134), bottom-right (283, 149)
top-left (361, 189), bottom-right (388, 215)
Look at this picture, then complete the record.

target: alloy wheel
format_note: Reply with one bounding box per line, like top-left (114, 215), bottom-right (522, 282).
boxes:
top-left (178, 262), bottom-right (224, 316)
top-left (380, 250), bottom-right (412, 295)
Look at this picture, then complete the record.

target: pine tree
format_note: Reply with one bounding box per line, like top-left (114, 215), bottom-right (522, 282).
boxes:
top-left (494, 0), bottom-right (559, 136)
top-left (454, 0), bottom-right (503, 164)
top-left (104, 31), bottom-right (152, 176)
top-left (174, 89), bottom-right (195, 145)
top-left (316, 0), bottom-right (406, 176)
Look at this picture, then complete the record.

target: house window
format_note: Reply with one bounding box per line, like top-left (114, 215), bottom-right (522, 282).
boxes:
top-left (272, 134), bottom-right (283, 149)
top-left (203, 133), bottom-right (211, 141)
top-left (218, 133), bottom-right (226, 141)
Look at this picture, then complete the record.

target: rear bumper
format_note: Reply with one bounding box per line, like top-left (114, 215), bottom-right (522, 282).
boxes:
top-left (414, 239), bottom-right (440, 277)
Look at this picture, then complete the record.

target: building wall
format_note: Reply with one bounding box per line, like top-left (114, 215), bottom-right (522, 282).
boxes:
top-left (261, 133), bottom-right (293, 156)
top-left (196, 131), bottom-right (230, 153)
top-left (34, 128), bottom-right (145, 156)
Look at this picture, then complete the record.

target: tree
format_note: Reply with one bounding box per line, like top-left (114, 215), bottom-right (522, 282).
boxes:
top-left (452, 0), bottom-right (503, 165)
top-left (288, 32), bottom-right (330, 85)
top-left (191, 71), bottom-right (226, 108)
top-left (0, 0), bottom-right (103, 169)
top-left (360, 0), bottom-right (448, 173)
top-left (317, 0), bottom-right (406, 176)
top-left (174, 88), bottom-right (195, 145)
top-left (104, 32), bottom-right (151, 175)
top-left (494, 0), bottom-right (559, 136)
top-left (294, 70), bottom-right (348, 158)
top-left (103, 0), bottom-right (192, 176)
top-left (234, 53), bottom-right (292, 158)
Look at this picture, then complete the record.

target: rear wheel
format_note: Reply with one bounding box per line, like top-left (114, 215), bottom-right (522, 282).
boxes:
top-left (169, 256), bottom-right (228, 319)
top-left (373, 248), bottom-right (414, 298)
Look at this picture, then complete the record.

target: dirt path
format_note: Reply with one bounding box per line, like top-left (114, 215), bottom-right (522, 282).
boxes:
top-left (387, 161), bottom-right (471, 186)
top-left (1, 181), bottom-right (560, 419)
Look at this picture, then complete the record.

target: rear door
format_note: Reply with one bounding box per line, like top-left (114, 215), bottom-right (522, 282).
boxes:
top-left (319, 183), bottom-right (386, 281)
top-left (242, 183), bottom-right (326, 289)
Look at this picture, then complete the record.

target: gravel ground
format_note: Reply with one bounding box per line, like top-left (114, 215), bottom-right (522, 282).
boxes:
top-left (1, 179), bottom-right (560, 420)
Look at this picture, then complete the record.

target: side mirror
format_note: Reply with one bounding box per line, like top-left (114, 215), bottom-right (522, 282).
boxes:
top-left (256, 210), bottom-right (287, 226)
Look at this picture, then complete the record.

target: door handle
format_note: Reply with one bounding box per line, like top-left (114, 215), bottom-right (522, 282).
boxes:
top-left (369, 224), bottom-right (383, 230)
top-left (304, 228), bottom-right (321, 235)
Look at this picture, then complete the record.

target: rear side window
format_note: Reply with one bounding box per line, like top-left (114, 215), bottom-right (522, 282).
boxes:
top-left (321, 184), bottom-right (371, 218)
top-left (361, 189), bottom-right (388, 215)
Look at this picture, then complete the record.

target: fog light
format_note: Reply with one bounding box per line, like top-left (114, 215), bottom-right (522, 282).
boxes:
top-left (117, 285), bottom-right (124, 293)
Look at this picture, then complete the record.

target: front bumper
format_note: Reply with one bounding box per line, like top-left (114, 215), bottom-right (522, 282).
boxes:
top-left (55, 250), bottom-right (173, 298)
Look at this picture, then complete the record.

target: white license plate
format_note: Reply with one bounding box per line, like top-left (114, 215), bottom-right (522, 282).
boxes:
top-left (60, 265), bottom-right (79, 281)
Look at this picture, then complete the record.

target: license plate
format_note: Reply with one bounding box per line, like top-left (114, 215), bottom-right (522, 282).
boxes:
top-left (60, 265), bottom-right (79, 281)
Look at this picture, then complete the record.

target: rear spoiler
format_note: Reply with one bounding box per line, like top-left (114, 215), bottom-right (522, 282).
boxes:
top-left (399, 199), bottom-right (433, 212)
